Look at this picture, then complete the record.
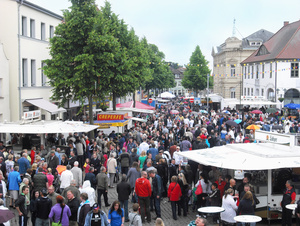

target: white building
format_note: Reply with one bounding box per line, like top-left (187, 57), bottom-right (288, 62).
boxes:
top-left (242, 21), bottom-right (300, 105)
top-left (0, 0), bottom-right (65, 122)
top-left (169, 66), bottom-right (188, 96)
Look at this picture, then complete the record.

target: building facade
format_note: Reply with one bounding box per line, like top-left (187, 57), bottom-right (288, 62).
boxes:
top-left (169, 67), bottom-right (188, 96)
top-left (212, 29), bottom-right (273, 99)
top-left (242, 21), bottom-right (300, 105)
top-left (0, 0), bottom-right (63, 122)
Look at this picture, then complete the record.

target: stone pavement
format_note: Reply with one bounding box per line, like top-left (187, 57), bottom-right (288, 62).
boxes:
top-left (8, 183), bottom-right (283, 226)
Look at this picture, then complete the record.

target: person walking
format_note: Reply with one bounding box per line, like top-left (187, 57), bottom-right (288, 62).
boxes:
top-left (119, 148), bottom-right (130, 175)
top-left (107, 154), bottom-right (117, 188)
top-left (33, 167), bottom-right (48, 192)
top-left (108, 200), bottom-right (125, 226)
top-left (79, 180), bottom-right (96, 207)
top-left (84, 203), bottom-right (110, 226)
top-left (35, 188), bottom-right (52, 226)
top-left (49, 195), bottom-right (71, 226)
top-left (30, 190), bottom-right (39, 226)
top-left (8, 166), bottom-right (22, 208)
top-left (135, 171), bottom-right (151, 223)
top-left (60, 165), bottom-right (74, 192)
top-left (66, 190), bottom-right (80, 226)
top-left (129, 203), bottom-right (142, 226)
top-left (168, 175), bottom-right (182, 220)
top-left (96, 166), bottom-right (110, 208)
top-left (15, 185), bottom-right (30, 226)
top-left (71, 161), bottom-right (83, 188)
top-left (127, 162), bottom-right (141, 203)
top-left (77, 193), bottom-right (91, 226)
top-left (116, 174), bottom-right (131, 223)
top-left (148, 169), bottom-right (162, 219)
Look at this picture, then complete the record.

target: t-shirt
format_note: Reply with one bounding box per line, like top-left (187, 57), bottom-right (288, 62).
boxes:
top-left (139, 156), bottom-right (147, 169)
top-left (108, 209), bottom-right (124, 226)
top-left (91, 212), bottom-right (102, 226)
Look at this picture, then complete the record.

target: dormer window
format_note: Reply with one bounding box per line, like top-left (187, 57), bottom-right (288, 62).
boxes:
top-left (256, 45), bottom-right (270, 56)
top-left (250, 42), bottom-right (262, 46)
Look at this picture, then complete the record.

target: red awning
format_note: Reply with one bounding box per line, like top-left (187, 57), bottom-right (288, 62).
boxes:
top-left (116, 101), bottom-right (155, 110)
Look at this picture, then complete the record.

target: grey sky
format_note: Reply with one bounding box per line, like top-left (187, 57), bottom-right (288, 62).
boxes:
top-left (28, 0), bottom-right (300, 67)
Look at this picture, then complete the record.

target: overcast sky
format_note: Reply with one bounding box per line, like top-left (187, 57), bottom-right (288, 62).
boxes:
top-left (28, 0), bottom-right (300, 67)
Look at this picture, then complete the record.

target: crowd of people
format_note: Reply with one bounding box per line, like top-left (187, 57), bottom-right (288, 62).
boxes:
top-left (0, 100), bottom-right (299, 226)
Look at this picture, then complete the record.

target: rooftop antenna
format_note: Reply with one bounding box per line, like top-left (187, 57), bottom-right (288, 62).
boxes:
top-left (232, 18), bottom-right (236, 37)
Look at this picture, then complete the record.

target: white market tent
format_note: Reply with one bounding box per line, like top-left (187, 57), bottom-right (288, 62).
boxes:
top-left (158, 92), bottom-right (175, 98)
top-left (0, 121), bottom-right (98, 134)
top-left (177, 143), bottom-right (300, 170)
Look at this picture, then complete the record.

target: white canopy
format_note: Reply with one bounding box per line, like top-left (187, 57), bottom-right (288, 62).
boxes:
top-left (178, 143), bottom-right (300, 170)
top-left (25, 98), bottom-right (66, 114)
top-left (159, 92), bottom-right (175, 98)
top-left (0, 121), bottom-right (98, 134)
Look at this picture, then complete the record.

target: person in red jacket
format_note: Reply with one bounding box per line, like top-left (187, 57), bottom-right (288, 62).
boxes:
top-left (30, 147), bottom-right (36, 165)
top-left (215, 175), bottom-right (226, 201)
top-left (168, 175), bottom-right (182, 220)
top-left (134, 171), bottom-right (152, 223)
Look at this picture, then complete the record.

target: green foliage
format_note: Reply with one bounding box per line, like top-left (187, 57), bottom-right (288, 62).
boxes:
top-left (182, 45), bottom-right (211, 95)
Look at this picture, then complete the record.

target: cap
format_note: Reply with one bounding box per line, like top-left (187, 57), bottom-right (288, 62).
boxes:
top-left (92, 203), bottom-right (100, 210)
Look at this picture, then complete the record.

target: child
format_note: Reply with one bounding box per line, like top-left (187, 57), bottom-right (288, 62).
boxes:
top-left (129, 203), bottom-right (142, 226)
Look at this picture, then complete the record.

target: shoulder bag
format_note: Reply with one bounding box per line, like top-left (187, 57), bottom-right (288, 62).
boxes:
top-left (52, 205), bottom-right (65, 226)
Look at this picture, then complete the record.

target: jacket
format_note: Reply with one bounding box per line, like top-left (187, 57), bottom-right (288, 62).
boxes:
top-left (66, 197), bottom-right (80, 221)
top-left (17, 157), bottom-right (30, 175)
top-left (8, 171), bottom-right (21, 190)
top-left (221, 195), bottom-right (238, 223)
top-left (168, 182), bottom-right (182, 201)
top-left (36, 196), bottom-right (52, 219)
top-left (79, 181), bottom-right (96, 206)
top-left (129, 153), bottom-right (139, 166)
top-left (47, 192), bottom-right (59, 207)
top-left (15, 193), bottom-right (28, 215)
top-left (96, 172), bottom-right (108, 190)
top-left (116, 181), bottom-right (131, 201)
top-left (237, 199), bottom-right (255, 215)
top-left (84, 173), bottom-right (97, 189)
top-left (48, 155), bottom-right (59, 170)
top-left (135, 177), bottom-right (151, 197)
top-left (78, 201), bottom-right (91, 226)
top-left (127, 167), bottom-right (141, 189)
top-left (71, 166), bottom-right (83, 187)
top-left (120, 152), bottom-right (130, 167)
top-left (84, 209), bottom-right (110, 226)
top-left (151, 174), bottom-right (162, 197)
top-left (60, 170), bottom-right (74, 188)
top-left (49, 203), bottom-right (71, 226)
top-left (62, 185), bottom-right (81, 201)
top-left (107, 158), bottom-right (117, 174)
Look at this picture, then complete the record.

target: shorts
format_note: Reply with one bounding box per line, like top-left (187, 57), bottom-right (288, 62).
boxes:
top-left (9, 190), bottom-right (18, 200)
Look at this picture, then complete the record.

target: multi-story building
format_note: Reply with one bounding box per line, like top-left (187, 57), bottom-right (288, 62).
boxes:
top-left (0, 0), bottom-right (64, 122)
top-left (242, 21), bottom-right (300, 105)
top-left (212, 29), bottom-right (273, 99)
top-left (169, 66), bottom-right (188, 96)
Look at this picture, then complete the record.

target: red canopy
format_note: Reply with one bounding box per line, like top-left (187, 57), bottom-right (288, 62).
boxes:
top-left (116, 101), bottom-right (155, 110)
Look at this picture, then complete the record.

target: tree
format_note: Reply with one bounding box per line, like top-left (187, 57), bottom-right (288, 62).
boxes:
top-left (182, 45), bottom-right (211, 97)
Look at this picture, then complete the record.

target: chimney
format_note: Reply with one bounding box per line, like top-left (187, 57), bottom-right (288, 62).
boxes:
top-left (284, 21), bottom-right (289, 26)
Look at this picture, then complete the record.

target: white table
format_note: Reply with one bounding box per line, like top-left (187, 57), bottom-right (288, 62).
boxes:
top-left (198, 207), bottom-right (225, 226)
top-left (234, 215), bottom-right (262, 226)
top-left (286, 204), bottom-right (297, 210)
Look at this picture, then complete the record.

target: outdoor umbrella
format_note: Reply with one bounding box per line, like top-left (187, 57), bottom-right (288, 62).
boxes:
top-left (225, 120), bottom-right (238, 127)
top-left (251, 110), bottom-right (263, 114)
top-left (246, 124), bottom-right (261, 130)
top-left (222, 110), bottom-right (230, 114)
top-left (266, 108), bottom-right (279, 114)
top-left (56, 165), bottom-right (66, 175)
top-left (170, 110), bottom-right (179, 114)
top-left (284, 103), bottom-right (300, 109)
top-left (234, 119), bottom-right (242, 124)
top-left (200, 110), bottom-right (208, 114)
top-left (0, 209), bottom-right (15, 223)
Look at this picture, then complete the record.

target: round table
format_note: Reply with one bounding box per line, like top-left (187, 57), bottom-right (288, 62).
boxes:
top-left (234, 215), bottom-right (262, 226)
top-left (198, 207), bottom-right (225, 226)
top-left (286, 204), bottom-right (298, 210)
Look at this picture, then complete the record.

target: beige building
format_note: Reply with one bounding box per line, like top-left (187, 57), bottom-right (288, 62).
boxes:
top-left (212, 29), bottom-right (273, 99)
top-left (0, 0), bottom-right (65, 122)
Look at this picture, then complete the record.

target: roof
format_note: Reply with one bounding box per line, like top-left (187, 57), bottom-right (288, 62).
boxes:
top-left (116, 101), bottom-right (155, 110)
top-left (242, 20), bottom-right (300, 64)
top-left (25, 98), bottom-right (66, 115)
top-left (178, 143), bottom-right (300, 170)
top-left (241, 29), bottom-right (274, 49)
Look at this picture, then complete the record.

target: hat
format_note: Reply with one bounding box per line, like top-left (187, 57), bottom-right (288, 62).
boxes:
top-left (41, 188), bottom-right (48, 196)
top-left (92, 203), bottom-right (100, 210)
top-left (41, 158), bottom-right (45, 161)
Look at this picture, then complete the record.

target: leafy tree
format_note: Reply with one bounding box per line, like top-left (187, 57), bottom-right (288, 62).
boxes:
top-left (182, 45), bottom-right (211, 97)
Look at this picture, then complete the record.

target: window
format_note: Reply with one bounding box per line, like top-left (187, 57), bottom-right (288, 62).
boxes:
top-left (248, 88), bottom-right (250, 96)
top-left (251, 65), bottom-right (254, 79)
top-left (255, 88), bottom-right (259, 96)
top-left (231, 65), bottom-right (236, 76)
top-left (244, 66), bottom-right (247, 79)
top-left (49, 25), bottom-right (54, 39)
top-left (41, 62), bottom-right (47, 86)
top-left (41, 22), bottom-right (45, 40)
top-left (291, 63), bottom-right (299, 78)
top-left (230, 88), bottom-right (236, 98)
top-left (177, 81), bottom-right (182, 86)
top-left (270, 63), bottom-right (272, 78)
top-left (248, 66), bottom-right (250, 79)
top-left (262, 64), bottom-right (264, 79)
top-left (251, 88), bottom-right (253, 96)
top-left (261, 89), bottom-right (264, 97)
top-left (22, 59), bottom-right (28, 87)
top-left (31, 60), bottom-right (36, 86)
top-left (22, 16), bottom-right (27, 36)
top-left (30, 19), bottom-right (35, 38)
top-left (244, 88), bottom-right (246, 95)
top-left (175, 74), bottom-right (179, 79)
top-left (256, 45), bottom-right (269, 56)
top-left (256, 65), bottom-right (259, 79)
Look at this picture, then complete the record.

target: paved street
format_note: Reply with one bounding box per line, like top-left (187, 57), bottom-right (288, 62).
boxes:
top-left (7, 183), bottom-right (286, 226)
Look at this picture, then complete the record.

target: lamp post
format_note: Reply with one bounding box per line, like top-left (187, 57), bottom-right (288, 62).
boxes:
top-left (207, 74), bottom-right (209, 110)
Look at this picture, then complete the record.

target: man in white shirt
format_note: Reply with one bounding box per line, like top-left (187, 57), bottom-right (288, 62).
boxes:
top-left (173, 146), bottom-right (183, 166)
top-left (139, 138), bottom-right (149, 154)
top-left (60, 165), bottom-right (74, 191)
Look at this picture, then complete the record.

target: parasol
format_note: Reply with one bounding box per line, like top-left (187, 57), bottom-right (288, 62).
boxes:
top-left (251, 110), bottom-right (263, 114)
top-left (225, 120), bottom-right (238, 127)
top-left (0, 209), bottom-right (15, 223)
top-left (56, 165), bottom-right (67, 175)
top-left (246, 124), bottom-right (261, 130)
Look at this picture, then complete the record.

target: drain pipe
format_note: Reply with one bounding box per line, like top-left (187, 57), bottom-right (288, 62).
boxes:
top-left (18, 0), bottom-right (24, 120)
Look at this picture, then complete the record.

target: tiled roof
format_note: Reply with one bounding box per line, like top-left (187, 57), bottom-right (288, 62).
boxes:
top-left (241, 29), bottom-right (274, 49)
top-left (242, 20), bottom-right (300, 64)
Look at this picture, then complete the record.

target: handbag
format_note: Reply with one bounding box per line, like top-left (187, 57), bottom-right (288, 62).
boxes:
top-left (52, 205), bottom-right (64, 226)
top-left (195, 181), bottom-right (203, 195)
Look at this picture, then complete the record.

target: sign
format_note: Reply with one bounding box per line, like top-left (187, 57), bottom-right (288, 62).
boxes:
top-left (190, 98), bottom-right (194, 103)
top-left (255, 130), bottom-right (295, 145)
top-left (148, 98), bottom-right (153, 104)
top-left (23, 110), bottom-right (41, 120)
top-left (97, 114), bottom-right (124, 121)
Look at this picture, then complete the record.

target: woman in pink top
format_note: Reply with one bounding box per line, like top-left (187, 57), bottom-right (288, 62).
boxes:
top-left (46, 168), bottom-right (54, 186)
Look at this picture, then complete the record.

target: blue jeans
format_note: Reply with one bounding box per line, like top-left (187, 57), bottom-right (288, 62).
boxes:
top-left (119, 199), bottom-right (129, 221)
top-left (150, 195), bottom-right (161, 217)
top-left (35, 218), bottom-right (50, 226)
